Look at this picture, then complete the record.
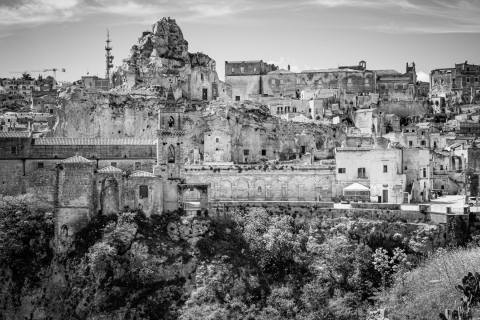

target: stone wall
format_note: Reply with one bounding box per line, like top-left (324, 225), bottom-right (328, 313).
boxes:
top-left (55, 161), bottom-right (95, 250)
top-left (224, 75), bottom-right (261, 101)
top-left (184, 165), bottom-right (335, 202)
top-left (378, 100), bottom-right (430, 118)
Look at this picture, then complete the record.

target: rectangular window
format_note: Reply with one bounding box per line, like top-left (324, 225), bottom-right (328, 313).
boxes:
top-left (347, 78), bottom-right (352, 84)
top-left (231, 68), bottom-right (234, 73)
top-left (280, 80), bottom-right (284, 85)
top-left (394, 84), bottom-right (398, 90)
top-left (403, 84), bottom-right (407, 89)
top-left (301, 146), bottom-right (306, 154)
top-left (404, 166), bottom-right (408, 170)
top-left (467, 77), bottom-right (470, 83)
top-left (235, 96), bottom-right (240, 101)
top-left (296, 78), bottom-right (300, 85)
top-left (475, 77), bottom-right (479, 83)
top-left (271, 79), bottom-right (275, 85)
top-left (253, 67), bottom-right (257, 72)
top-left (135, 162), bottom-right (141, 170)
top-left (261, 149), bottom-right (266, 156)
top-left (383, 165), bottom-right (388, 173)
top-left (409, 141), bottom-right (413, 147)
top-left (139, 185), bottom-right (148, 199)
top-left (358, 167), bottom-right (366, 178)
top-left (37, 162), bottom-right (44, 169)
top-left (244, 150), bottom-right (249, 156)
top-left (240, 67), bottom-right (244, 73)
top-left (111, 162), bottom-right (117, 167)
top-left (338, 168), bottom-right (346, 173)
top-left (441, 185), bottom-right (445, 189)
top-left (11, 147), bottom-right (17, 154)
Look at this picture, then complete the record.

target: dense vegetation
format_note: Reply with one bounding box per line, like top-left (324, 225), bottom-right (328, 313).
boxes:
top-left (1, 203), bottom-right (479, 319)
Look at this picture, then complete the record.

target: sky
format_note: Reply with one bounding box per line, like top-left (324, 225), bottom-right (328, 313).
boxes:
top-left (1, 0), bottom-right (480, 83)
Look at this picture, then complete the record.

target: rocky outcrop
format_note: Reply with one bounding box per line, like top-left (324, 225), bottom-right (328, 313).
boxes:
top-left (110, 17), bottom-right (221, 101)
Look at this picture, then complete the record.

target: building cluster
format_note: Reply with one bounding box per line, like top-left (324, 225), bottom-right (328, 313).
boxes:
top-left (224, 59), bottom-right (480, 203)
top-left (3, 16), bottom-right (480, 244)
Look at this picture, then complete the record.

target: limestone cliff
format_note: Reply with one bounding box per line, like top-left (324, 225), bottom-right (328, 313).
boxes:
top-left (54, 87), bottom-right (341, 161)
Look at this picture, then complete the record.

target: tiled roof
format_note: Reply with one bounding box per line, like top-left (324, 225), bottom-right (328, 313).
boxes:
top-left (34, 138), bottom-right (156, 145)
top-left (129, 171), bottom-right (156, 178)
top-left (61, 155), bottom-right (93, 163)
top-left (98, 166), bottom-right (123, 173)
top-left (0, 131), bottom-right (31, 138)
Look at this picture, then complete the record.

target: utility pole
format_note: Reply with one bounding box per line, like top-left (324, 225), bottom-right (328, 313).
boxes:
top-left (105, 29), bottom-right (114, 84)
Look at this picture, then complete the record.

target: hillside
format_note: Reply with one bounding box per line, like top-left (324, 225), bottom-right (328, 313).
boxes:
top-left (0, 199), bottom-right (447, 320)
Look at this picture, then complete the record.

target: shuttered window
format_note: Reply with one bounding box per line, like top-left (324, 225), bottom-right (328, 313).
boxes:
top-left (139, 185), bottom-right (148, 199)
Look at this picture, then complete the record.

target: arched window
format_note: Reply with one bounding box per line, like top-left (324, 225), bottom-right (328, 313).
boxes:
top-left (61, 225), bottom-right (68, 238)
top-left (440, 165), bottom-right (444, 170)
top-left (168, 116), bottom-right (174, 128)
top-left (257, 186), bottom-right (262, 195)
top-left (423, 168), bottom-right (426, 178)
top-left (168, 145), bottom-right (175, 163)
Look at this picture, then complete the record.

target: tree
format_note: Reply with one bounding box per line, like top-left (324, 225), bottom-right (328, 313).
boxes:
top-left (37, 74), bottom-right (43, 82)
top-left (21, 72), bottom-right (33, 81)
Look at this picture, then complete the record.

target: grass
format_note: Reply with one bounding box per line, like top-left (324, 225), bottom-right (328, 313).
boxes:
top-left (384, 245), bottom-right (480, 320)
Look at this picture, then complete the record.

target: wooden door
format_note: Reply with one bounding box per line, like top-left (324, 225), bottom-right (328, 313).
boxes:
top-left (382, 190), bottom-right (388, 203)
top-left (202, 88), bottom-right (208, 100)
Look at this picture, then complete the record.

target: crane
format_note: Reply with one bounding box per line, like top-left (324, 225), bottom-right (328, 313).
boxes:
top-left (9, 68), bottom-right (66, 80)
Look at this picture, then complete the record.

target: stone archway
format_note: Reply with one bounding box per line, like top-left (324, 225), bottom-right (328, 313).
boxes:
top-left (288, 180), bottom-right (299, 201)
top-left (236, 179), bottom-right (249, 200)
top-left (254, 179), bottom-right (266, 200)
top-left (269, 178), bottom-right (282, 201)
top-left (219, 180), bottom-right (232, 200)
top-left (302, 178), bottom-right (316, 201)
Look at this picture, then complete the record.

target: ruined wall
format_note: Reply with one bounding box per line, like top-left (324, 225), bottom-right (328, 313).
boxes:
top-left (0, 159), bottom-right (24, 195)
top-left (55, 161), bottom-right (95, 249)
top-left (125, 176), bottom-right (162, 216)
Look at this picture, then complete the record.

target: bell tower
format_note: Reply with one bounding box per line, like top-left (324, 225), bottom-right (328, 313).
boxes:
top-left (154, 85), bottom-right (185, 211)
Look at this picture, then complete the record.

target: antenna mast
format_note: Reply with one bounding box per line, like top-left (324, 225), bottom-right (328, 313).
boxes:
top-left (105, 29), bottom-right (114, 84)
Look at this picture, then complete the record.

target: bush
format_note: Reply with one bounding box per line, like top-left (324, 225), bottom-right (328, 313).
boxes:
top-left (384, 246), bottom-right (480, 320)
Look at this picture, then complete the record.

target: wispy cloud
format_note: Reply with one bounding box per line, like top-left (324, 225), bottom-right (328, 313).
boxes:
top-left (1, 0), bottom-right (480, 34)
top-left (0, 0), bottom-right (81, 25)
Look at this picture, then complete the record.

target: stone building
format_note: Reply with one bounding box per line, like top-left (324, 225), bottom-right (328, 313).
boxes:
top-left (203, 130), bottom-right (232, 164)
top-left (335, 146), bottom-right (406, 203)
top-left (225, 60), bottom-right (376, 102)
top-left (375, 63), bottom-right (418, 101)
top-left (430, 61), bottom-right (480, 103)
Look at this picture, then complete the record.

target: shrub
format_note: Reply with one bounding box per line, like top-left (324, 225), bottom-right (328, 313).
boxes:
top-left (384, 246), bottom-right (480, 320)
